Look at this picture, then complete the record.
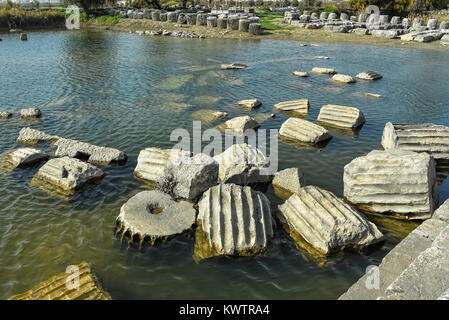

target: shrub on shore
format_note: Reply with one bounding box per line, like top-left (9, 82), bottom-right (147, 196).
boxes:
top-left (0, 7), bottom-right (65, 29)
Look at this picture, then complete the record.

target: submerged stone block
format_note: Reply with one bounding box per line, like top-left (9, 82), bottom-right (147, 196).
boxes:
top-left (20, 107), bottom-right (41, 118)
top-left (274, 99), bottom-right (309, 115)
top-left (272, 167), bottom-right (305, 196)
top-left (236, 98), bottom-right (262, 110)
top-left (356, 70), bottom-right (383, 80)
top-left (8, 262), bottom-right (111, 300)
top-left (344, 149), bottom-right (438, 220)
top-left (278, 186), bottom-right (383, 256)
top-left (317, 104), bottom-right (365, 129)
top-left (312, 67), bottom-right (336, 74)
top-left (194, 183), bottom-right (273, 261)
top-left (8, 147), bottom-right (48, 168)
top-left (224, 116), bottom-right (260, 135)
top-left (279, 118), bottom-right (332, 145)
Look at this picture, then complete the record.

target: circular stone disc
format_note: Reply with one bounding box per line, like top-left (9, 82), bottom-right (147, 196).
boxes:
top-left (117, 190), bottom-right (196, 239)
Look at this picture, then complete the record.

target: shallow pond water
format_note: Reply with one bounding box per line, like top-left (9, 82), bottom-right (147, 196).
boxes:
top-left (1, 30), bottom-right (449, 299)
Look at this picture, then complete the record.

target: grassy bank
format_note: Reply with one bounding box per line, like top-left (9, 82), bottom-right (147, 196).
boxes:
top-left (257, 8), bottom-right (294, 31)
top-left (0, 8), bottom-right (65, 30)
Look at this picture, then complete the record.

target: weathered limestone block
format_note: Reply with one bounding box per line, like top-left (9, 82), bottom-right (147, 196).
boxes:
top-left (350, 16), bottom-right (357, 22)
top-left (359, 14), bottom-right (367, 23)
top-left (328, 13), bottom-right (337, 21)
top-left (236, 98), bottom-right (262, 109)
top-left (402, 18), bottom-right (411, 28)
top-left (160, 12), bottom-right (167, 22)
top-left (54, 138), bottom-right (127, 165)
top-left (167, 12), bottom-right (178, 22)
top-left (320, 12), bottom-right (329, 21)
top-left (379, 15), bottom-right (389, 24)
top-left (194, 183), bottom-right (273, 261)
top-left (227, 15), bottom-right (239, 30)
top-left (186, 13), bottom-right (197, 25)
top-left (339, 201), bottom-right (449, 300)
top-left (8, 148), bottom-right (48, 168)
top-left (381, 122), bottom-right (449, 164)
top-left (8, 262), bottom-right (111, 300)
top-left (440, 21), bottom-right (449, 30)
top-left (32, 157), bottom-right (104, 193)
top-left (20, 107), bottom-right (41, 118)
top-left (279, 118), bottom-right (332, 145)
top-left (381, 244), bottom-right (449, 300)
top-left (317, 104), bottom-right (365, 129)
top-left (441, 34), bottom-right (449, 45)
top-left (207, 16), bottom-right (217, 27)
top-left (311, 67), bottom-right (336, 74)
top-left (171, 153), bottom-right (218, 200)
top-left (17, 127), bottom-right (59, 144)
top-left (391, 16), bottom-right (401, 25)
top-left (356, 70), bottom-right (383, 80)
top-left (438, 288), bottom-right (449, 300)
top-left (332, 74), bottom-right (356, 83)
top-left (177, 13), bottom-right (187, 24)
top-left (213, 143), bottom-right (272, 185)
top-left (0, 111), bottom-right (12, 118)
top-left (344, 149), bottom-right (438, 220)
top-left (238, 19), bottom-right (250, 32)
top-left (217, 17), bottom-right (227, 29)
top-left (151, 11), bottom-right (160, 21)
top-left (142, 8), bottom-right (151, 19)
top-left (272, 167), bottom-right (305, 195)
top-left (220, 62), bottom-right (247, 70)
top-left (311, 13), bottom-right (319, 20)
top-left (412, 17), bottom-right (423, 29)
top-left (116, 190), bottom-right (196, 244)
top-left (292, 71), bottom-right (309, 77)
top-left (248, 23), bottom-right (262, 35)
top-left (427, 18), bottom-right (438, 30)
top-left (299, 15), bottom-right (310, 22)
top-left (278, 186), bottom-right (384, 256)
top-left (196, 13), bottom-right (207, 26)
top-left (274, 99), bottom-right (309, 115)
top-left (224, 116), bottom-right (260, 135)
top-left (134, 147), bottom-right (190, 185)
top-left (340, 13), bottom-right (349, 21)
top-left (249, 17), bottom-right (260, 24)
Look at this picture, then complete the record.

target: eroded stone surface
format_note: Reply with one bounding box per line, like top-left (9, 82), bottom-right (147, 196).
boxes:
top-left (278, 186), bottom-right (383, 256)
top-left (292, 71), bottom-right (309, 77)
top-left (332, 74), bottom-right (356, 83)
top-left (116, 190), bottom-right (196, 243)
top-left (224, 116), bottom-right (260, 135)
top-left (221, 62), bottom-right (248, 70)
top-left (317, 104), bottom-right (365, 129)
top-left (8, 262), bottom-right (111, 300)
top-left (279, 117), bottom-right (332, 145)
top-left (381, 122), bottom-right (449, 164)
top-left (312, 67), bottom-right (336, 74)
top-left (20, 107), bottom-right (41, 118)
top-left (356, 70), bottom-right (383, 80)
top-left (0, 111), bottom-right (12, 118)
top-left (344, 149), bottom-right (438, 220)
top-left (32, 157), bottom-right (105, 193)
top-left (194, 183), bottom-right (273, 260)
top-left (213, 143), bottom-right (272, 185)
top-left (274, 99), bottom-right (309, 115)
top-left (236, 99), bottom-right (262, 109)
top-left (8, 148), bottom-right (48, 168)
top-left (272, 167), bottom-right (305, 195)
top-left (17, 127), bottom-right (59, 144)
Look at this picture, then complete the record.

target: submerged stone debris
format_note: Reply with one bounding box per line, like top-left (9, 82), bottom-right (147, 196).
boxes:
top-left (344, 149), bottom-right (438, 220)
top-left (116, 190), bottom-right (196, 245)
top-left (20, 107), bottom-right (41, 118)
top-left (7, 148), bottom-right (48, 168)
top-left (317, 104), bottom-right (366, 129)
top-left (220, 62), bottom-right (248, 70)
top-left (278, 186), bottom-right (384, 256)
top-left (274, 99), bottom-right (309, 115)
top-left (272, 167), bottom-right (305, 198)
top-left (236, 98), bottom-right (262, 110)
top-left (8, 262), bottom-right (111, 300)
top-left (194, 183), bottom-right (273, 262)
top-left (224, 115), bottom-right (260, 135)
top-left (279, 117), bottom-right (332, 145)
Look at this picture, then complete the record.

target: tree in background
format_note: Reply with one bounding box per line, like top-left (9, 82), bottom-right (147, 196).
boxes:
top-left (292, 0), bottom-right (299, 7)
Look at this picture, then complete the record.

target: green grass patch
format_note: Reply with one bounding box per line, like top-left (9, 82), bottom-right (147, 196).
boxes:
top-left (257, 8), bottom-right (294, 31)
top-left (94, 15), bottom-right (121, 25)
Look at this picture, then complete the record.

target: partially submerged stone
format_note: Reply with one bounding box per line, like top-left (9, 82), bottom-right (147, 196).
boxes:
top-left (213, 143), bottom-right (272, 185)
top-left (314, 56), bottom-right (329, 60)
top-left (32, 157), bottom-right (105, 193)
top-left (20, 107), bottom-right (41, 118)
top-left (224, 116), bottom-right (260, 135)
top-left (116, 190), bottom-right (196, 244)
top-left (381, 122), bottom-right (449, 165)
top-left (190, 109), bottom-right (228, 124)
top-left (17, 127), bottom-right (59, 144)
top-left (220, 62), bottom-right (248, 70)
top-left (54, 138), bottom-right (128, 165)
top-left (272, 167), bottom-right (305, 197)
top-left (278, 186), bottom-right (384, 256)
top-left (8, 262), bottom-right (111, 300)
top-left (0, 111), bottom-right (12, 118)
top-left (344, 149), bottom-right (438, 220)
top-left (8, 148), bottom-right (48, 168)
top-left (356, 70), bottom-right (383, 80)
top-left (362, 92), bottom-right (383, 98)
top-left (317, 104), bottom-right (366, 129)
top-left (292, 71), bottom-right (309, 77)
top-left (312, 67), bottom-right (336, 75)
top-left (332, 74), bottom-right (356, 83)
top-left (194, 183), bottom-right (273, 261)
top-left (236, 99), bottom-right (262, 110)
top-left (279, 118), bottom-right (332, 145)
top-left (274, 99), bottom-right (309, 115)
